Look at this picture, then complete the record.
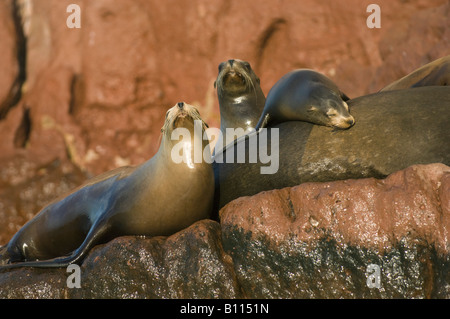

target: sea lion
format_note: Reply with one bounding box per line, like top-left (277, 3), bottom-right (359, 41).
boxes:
top-left (213, 86), bottom-right (450, 210)
top-left (215, 59), bottom-right (266, 147)
top-left (0, 102), bottom-right (214, 269)
top-left (380, 55), bottom-right (450, 91)
top-left (255, 69), bottom-right (354, 130)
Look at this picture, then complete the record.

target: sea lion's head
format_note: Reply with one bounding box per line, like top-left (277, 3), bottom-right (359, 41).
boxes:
top-left (215, 59), bottom-right (261, 98)
top-left (306, 82), bottom-right (355, 129)
top-left (161, 102), bottom-right (209, 135)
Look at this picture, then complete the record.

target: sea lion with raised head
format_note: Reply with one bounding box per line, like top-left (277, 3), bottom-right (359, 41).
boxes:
top-left (380, 55), bottom-right (450, 92)
top-left (0, 102), bottom-right (214, 269)
top-left (255, 69), bottom-right (354, 130)
top-left (215, 59), bottom-right (266, 147)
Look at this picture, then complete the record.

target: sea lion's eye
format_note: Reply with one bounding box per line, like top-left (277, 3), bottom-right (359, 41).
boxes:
top-left (243, 62), bottom-right (251, 70)
top-left (218, 62), bottom-right (226, 72)
top-left (326, 110), bottom-right (337, 117)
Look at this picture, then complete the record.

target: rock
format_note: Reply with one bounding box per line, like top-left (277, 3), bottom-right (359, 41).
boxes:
top-left (0, 266), bottom-right (68, 299)
top-left (0, 220), bottom-right (242, 299)
top-left (0, 164), bottom-right (449, 298)
top-left (0, 0), bottom-right (24, 120)
top-left (367, 1), bottom-right (450, 92)
top-left (220, 163), bottom-right (450, 298)
top-left (72, 220), bottom-right (241, 299)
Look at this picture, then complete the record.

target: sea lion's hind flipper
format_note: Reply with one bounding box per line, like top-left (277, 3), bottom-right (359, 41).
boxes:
top-left (0, 219), bottom-right (111, 270)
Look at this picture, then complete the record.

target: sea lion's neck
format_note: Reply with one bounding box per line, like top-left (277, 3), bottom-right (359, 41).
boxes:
top-left (155, 132), bottom-right (212, 172)
top-left (219, 90), bottom-right (266, 143)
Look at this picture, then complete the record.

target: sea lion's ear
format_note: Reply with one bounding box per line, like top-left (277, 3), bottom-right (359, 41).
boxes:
top-left (256, 76), bottom-right (260, 84)
top-left (214, 80), bottom-right (217, 89)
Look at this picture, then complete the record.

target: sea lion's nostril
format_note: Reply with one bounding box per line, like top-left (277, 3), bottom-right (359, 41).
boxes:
top-left (347, 118), bottom-right (355, 126)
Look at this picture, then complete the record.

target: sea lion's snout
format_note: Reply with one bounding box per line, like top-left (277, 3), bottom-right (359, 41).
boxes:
top-left (221, 59), bottom-right (244, 77)
top-left (215, 59), bottom-right (257, 99)
top-left (175, 102), bottom-right (195, 119)
top-left (346, 117), bottom-right (355, 126)
top-left (162, 102), bottom-right (197, 132)
top-left (166, 102), bottom-right (209, 132)
top-left (339, 101), bottom-right (355, 128)
top-left (174, 102), bottom-right (188, 119)
top-left (223, 71), bottom-right (245, 87)
top-left (330, 114), bottom-right (355, 129)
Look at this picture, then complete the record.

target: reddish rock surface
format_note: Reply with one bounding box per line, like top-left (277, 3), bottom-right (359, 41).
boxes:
top-left (0, 0), bottom-right (21, 120)
top-left (221, 163), bottom-right (450, 254)
top-left (0, 219), bottom-right (242, 299)
top-left (219, 163), bottom-right (450, 298)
